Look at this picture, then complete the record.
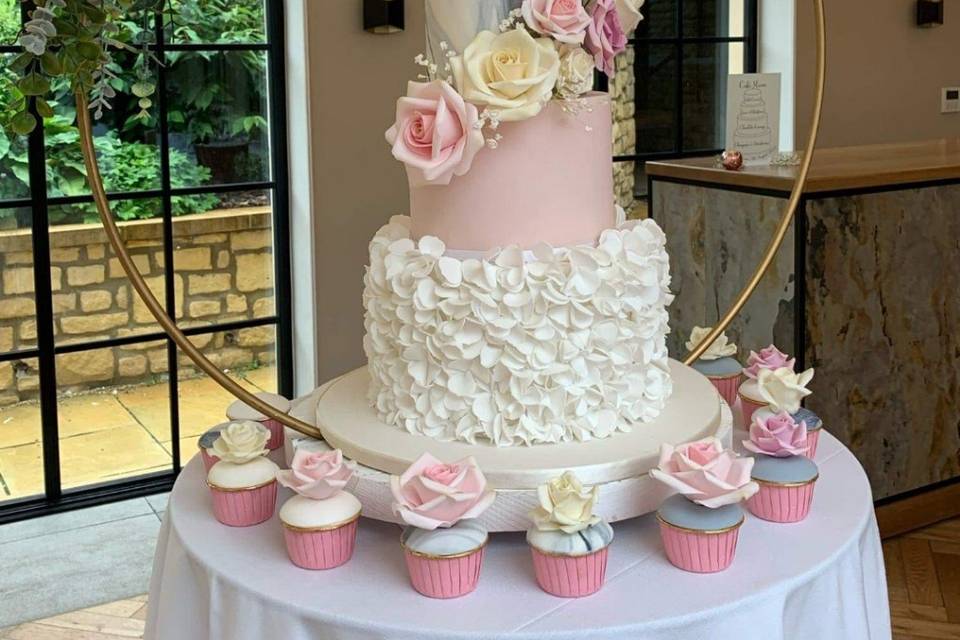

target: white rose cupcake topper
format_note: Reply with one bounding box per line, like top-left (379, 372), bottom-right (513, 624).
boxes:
top-left (209, 420), bottom-right (270, 464)
top-left (758, 366), bottom-right (814, 414)
top-left (685, 326), bottom-right (737, 361)
top-left (530, 471), bottom-right (601, 534)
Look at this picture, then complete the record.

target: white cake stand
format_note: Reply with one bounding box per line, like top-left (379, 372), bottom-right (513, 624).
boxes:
top-left (286, 360), bottom-right (733, 532)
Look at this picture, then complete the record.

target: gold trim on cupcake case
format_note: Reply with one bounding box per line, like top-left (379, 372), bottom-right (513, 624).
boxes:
top-left (752, 473), bottom-right (819, 488)
top-left (281, 512), bottom-right (361, 533)
top-left (206, 477), bottom-right (277, 493)
top-left (400, 535), bottom-right (489, 560)
top-left (656, 514), bottom-right (745, 536)
top-left (738, 388), bottom-right (765, 405)
top-left (704, 371), bottom-right (742, 381)
top-left (528, 543), bottom-right (610, 558)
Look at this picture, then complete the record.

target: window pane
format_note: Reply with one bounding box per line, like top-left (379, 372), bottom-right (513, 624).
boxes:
top-left (634, 44), bottom-right (678, 154)
top-left (636, 0), bottom-right (678, 38)
top-left (683, 0), bottom-right (746, 38)
top-left (165, 0), bottom-right (266, 45)
top-left (58, 343), bottom-right (173, 491)
top-left (0, 0), bottom-right (19, 46)
top-left (165, 50), bottom-right (270, 187)
top-left (682, 43), bottom-right (728, 151)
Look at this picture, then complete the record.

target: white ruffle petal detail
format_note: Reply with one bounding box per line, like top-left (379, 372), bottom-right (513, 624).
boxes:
top-left (362, 216), bottom-right (674, 447)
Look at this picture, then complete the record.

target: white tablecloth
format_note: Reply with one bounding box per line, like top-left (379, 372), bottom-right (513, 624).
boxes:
top-left (145, 432), bottom-right (891, 640)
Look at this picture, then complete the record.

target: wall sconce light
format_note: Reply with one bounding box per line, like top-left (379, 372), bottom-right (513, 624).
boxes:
top-left (917, 0), bottom-right (944, 27)
top-left (364, 0), bottom-right (404, 34)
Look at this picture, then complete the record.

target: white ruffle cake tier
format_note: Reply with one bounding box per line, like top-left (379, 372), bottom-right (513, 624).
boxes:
top-left (284, 360), bottom-right (732, 532)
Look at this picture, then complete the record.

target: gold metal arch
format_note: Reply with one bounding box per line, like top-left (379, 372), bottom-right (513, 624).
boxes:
top-left (75, 0), bottom-right (826, 438)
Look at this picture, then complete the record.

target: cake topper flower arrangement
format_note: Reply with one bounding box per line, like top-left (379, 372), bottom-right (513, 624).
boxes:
top-left (386, 0), bottom-right (645, 184)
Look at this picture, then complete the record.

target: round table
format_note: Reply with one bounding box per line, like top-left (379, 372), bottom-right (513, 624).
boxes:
top-left (145, 432), bottom-right (891, 640)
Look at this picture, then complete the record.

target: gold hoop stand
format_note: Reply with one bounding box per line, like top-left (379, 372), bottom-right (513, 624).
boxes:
top-left (75, 0), bottom-right (825, 439)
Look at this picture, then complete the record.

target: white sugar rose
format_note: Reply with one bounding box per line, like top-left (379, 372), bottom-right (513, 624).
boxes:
top-left (451, 28), bottom-right (560, 122)
top-left (615, 0), bottom-right (645, 35)
top-left (555, 46), bottom-right (595, 98)
top-left (530, 471), bottom-right (601, 533)
top-left (758, 366), bottom-right (814, 414)
top-left (209, 420), bottom-right (269, 464)
top-left (685, 325), bottom-right (737, 361)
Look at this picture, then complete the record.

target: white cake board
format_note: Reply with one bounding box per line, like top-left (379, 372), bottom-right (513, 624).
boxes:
top-left (284, 361), bottom-right (733, 533)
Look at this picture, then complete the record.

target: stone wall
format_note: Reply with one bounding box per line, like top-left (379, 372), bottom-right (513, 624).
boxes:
top-left (0, 208), bottom-right (277, 406)
top-left (610, 46), bottom-right (637, 215)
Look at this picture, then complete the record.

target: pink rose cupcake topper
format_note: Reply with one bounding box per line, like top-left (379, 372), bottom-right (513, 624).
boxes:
top-left (650, 438), bottom-right (759, 508)
top-left (743, 412), bottom-right (809, 458)
top-left (391, 453), bottom-right (495, 530)
top-left (385, 80), bottom-right (485, 187)
top-left (277, 449), bottom-right (355, 500)
top-left (522, 0), bottom-right (593, 44)
top-left (584, 0), bottom-right (628, 76)
top-left (743, 344), bottom-right (796, 379)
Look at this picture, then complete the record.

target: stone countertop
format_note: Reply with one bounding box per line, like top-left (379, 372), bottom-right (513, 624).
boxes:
top-left (646, 137), bottom-right (960, 195)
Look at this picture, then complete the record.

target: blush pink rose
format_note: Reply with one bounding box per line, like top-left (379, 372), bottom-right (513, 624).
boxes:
top-left (277, 449), bottom-right (355, 500)
top-left (391, 453), bottom-right (495, 530)
top-left (584, 0), bottom-right (627, 76)
top-left (649, 437), bottom-right (759, 508)
top-left (743, 411), bottom-right (809, 458)
top-left (385, 80), bottom-right (485, 187)
top-left (522, 0), bottom-right (592, 44)
top-left (743, 344), bottom-right (796, 379)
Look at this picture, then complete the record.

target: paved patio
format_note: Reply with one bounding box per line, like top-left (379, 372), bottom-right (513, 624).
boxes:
top-left (0, 366), bottom-right (277, 502)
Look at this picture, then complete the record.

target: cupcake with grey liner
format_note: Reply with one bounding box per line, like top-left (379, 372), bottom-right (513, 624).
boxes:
top-left (527, 471), bottom-right (613, 597)
top-left (686, 326), bottom-right (742, 407)
top-left (206, 421), bottom-right (279, 527)
top-left (226, 391), bottom-right (291, 451)
top-left (277, 449), bottom-right (361, 570)
top-left (197, 423), bottom-right (225, 473)
top-left (392, 453), bottom-right (495, 599)
top-left (650, 438), bottom-right (758, 573)
top-left (738, 345), bottom-right (796, 427)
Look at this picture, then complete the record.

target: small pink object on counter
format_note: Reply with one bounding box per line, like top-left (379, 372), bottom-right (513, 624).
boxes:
top-left (721, 150), bottom-right (743, 171)
top-left (226, 392), bottom-right (291, 451)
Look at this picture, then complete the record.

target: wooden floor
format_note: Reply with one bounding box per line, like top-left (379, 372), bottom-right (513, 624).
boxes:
top-left (1, 516), bottom-right (958, 639)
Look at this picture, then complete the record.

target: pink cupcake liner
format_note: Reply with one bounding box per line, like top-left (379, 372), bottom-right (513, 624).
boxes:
top-left (210, 481), bottom-right (277, 527)
top-left (530, 547), bottom-right (609, 598)
top-left (747, 481), bottom-right (816, 523)
top-left (709, 374), bottom-right (742, 408)
top-left (284, 519), bottom-right (359, 570)
top-left (200, 449), bottom-right (220, 473)
top-left (658, 521), bottom-right (740, 573)
top-left (806, 429), bottom-right (821, 459)
top-left (260, 419), bottom-right (284, 451)
top-left (739, 394), bottom-right (765, 429)
top-left (403, 547), bottom-right (485, 599)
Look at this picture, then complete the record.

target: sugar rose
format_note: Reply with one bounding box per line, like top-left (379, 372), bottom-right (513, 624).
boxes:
top-left (556, 46), bottom-right (596, 98)
top-left (743, 411), bottom-right (809, 457)
top-left (744, 344), bottom-right (795, 379)
top-left (530, 471), bottom-right (600, 533)
top-left (650, 437), bottom-right (758, 508)
top-left (277, 449), bottom-right (355, 500)
top-left (522, 0), bottom-right (592, 44)
top-left (685, 325), bottom-right (737, 361)
top-left (585, 0), bottom-right (627, 76)
top-left (758, 366), bottom-right (814, 414)
top-left (385, 80), bottom-right (485, 186)
top-left (209, 420), bottom-right (269, 464)
top-left (614, 0), bottom-right (645, 35)
top-left (451, 29), bottom-right (560, 122)
top-left (391, 453), bottom-right (495, 530)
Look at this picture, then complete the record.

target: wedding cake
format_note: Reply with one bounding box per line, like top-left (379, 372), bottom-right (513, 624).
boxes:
top-left (364, 0), bottom-right (673, 447)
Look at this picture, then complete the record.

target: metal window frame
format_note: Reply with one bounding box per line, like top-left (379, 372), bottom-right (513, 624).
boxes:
top-left (0, 0), bottom-right (292, 524)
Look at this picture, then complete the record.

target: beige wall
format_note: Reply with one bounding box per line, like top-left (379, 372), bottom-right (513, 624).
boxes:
top-left (795, 0), bottom-right (959, 148)
top-left (305, 1), bottom-right (425, 382)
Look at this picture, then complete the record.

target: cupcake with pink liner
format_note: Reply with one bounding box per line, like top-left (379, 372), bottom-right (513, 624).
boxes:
top-left (225, 391), bottom-right (291, 451)
top-left (791, 407), bottom-right (824, 458)
top-left (738, 345), bottom-right (799, 426)
top-left (197, 423), bottom-right (225, 473)
top-left (526, 471), bottom-right (614, 597)
top-left (277, 449), bottom-right (361, 570)
top-left (392, 453), bottom-right (495, 599)
top-left (686, 326), bottom-right (742, 408)
top-left (743, 408), bottom-right (819, 523)
top-left (650, 438), bottom-right (759, 573)
top-left (206, 421), bottom-right (279, 527)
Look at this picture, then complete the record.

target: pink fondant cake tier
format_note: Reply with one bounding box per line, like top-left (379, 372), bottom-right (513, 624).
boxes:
top-left (408, 93), bottom-right (616, 252)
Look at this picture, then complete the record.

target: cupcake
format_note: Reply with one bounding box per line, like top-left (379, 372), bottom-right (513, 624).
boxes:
top-left (207, 421), bottom-right (278, 527)
top-left (197, 423), bottom-right (225, 472)
top-left (738, 345), bottom-right (796, 427)
top-left (527, 472), bottom-right (613, 597)
top-left (747, 455), bottom-right (819, 523)
top-left (277, 449), bottom-right (361, 570)
top-left (650, 438), bottom-right (759, 573)
top-left (391, 453), bottom-right (495, 599)
top-left (686, 326), bottom-right (742, 407)
top-left (791, 407), bottom-right (823, 458)
top-left (226, 391), bottom-right (291, 451)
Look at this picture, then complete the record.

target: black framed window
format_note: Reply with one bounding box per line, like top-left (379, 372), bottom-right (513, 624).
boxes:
top-left (0, 0), bottom-right (291, 523)
top-left (608, 0), bottom-right (758, 213)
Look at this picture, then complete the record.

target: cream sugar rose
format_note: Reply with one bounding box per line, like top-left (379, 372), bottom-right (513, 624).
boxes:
top-left (206, 421), bottom-right (278, 527)
top-left (686, 326), bottom-right (742, 407)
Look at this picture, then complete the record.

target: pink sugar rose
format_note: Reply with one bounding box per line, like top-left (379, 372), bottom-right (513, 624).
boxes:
top-left (584, 0), bottom-right (628, 76)
top-left (391, 453), bottom-right (495, 530)
top-left (743, 411), bottom-right (809, 458)
top-left (277, 449), bottom-right (355, 500)
top-left (743, 344), bottom-right (796, 379)
top-left (522, 0), bottom-right (592, 44)
top-left (385, 80), bottom-right (485, 187)
top-left (649, 437), bottom-right (759, 508)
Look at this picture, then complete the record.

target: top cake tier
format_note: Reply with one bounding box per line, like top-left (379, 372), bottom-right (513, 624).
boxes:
top-left (409, 93), bottom-right (616, 252)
